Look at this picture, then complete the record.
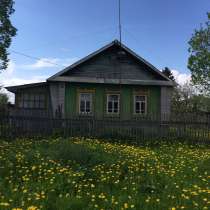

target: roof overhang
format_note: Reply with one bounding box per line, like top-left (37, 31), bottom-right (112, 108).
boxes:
top-left (49, 76), bottom-right (174, 86)
top-left (5, 82), bottom-right (47, 93)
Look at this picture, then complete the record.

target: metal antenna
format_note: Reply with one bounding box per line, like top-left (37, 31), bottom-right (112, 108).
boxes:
top-left (119, 0), bottom-right (122, 43)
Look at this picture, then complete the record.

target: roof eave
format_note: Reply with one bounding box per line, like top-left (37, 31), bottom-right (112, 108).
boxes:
top-left (49, 76), bottom-right (174, 86)
top-left (5, 82), bottom-right (47, 93)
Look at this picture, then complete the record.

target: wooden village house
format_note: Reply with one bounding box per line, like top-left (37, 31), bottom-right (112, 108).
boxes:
top-left (6, 40), bottom-right (174, 119)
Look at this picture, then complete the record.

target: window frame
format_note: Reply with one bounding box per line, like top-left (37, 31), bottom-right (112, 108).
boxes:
top-left (106, 93), bottom-right (120, 115)
top-left (18, 92), bottom-right (46, 109)
top-left (133, 94), bottom-right (147, 115)
top-left (78, 92), bottom-right (93, 115)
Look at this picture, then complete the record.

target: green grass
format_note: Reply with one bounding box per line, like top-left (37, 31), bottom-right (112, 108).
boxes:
top-left (0, 138), bottom-right (209, 210)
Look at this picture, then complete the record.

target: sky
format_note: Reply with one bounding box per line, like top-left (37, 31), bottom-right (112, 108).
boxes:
top-left (0, 0), bottom-right (209, 101)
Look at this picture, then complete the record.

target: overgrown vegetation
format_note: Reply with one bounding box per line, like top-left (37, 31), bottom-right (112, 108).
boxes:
top-left (188, 12), bottom-right (210, 95)
top-left (0, 138), bottom-right (209, 210)
top-left (0, 0), bottom-right (17, 70)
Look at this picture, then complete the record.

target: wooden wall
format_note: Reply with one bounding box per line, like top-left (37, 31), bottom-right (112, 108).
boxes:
top-left (63, 45), bottom-right (167, 81)
top-left (65, 83), bottom-right (161, 120)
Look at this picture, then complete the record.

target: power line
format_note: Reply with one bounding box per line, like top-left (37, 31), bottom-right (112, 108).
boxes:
top-left (123, 27), bottom-right (169, 67)
top-left (9, 50), bottom-right (65, 67)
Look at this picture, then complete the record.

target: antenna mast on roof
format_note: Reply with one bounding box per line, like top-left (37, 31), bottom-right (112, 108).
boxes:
top-left (118, 0), bottom-right (122, 44)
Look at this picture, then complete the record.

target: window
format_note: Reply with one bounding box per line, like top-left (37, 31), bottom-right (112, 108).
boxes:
top-left (18, 93), bottom-right (45, 109)
top-left (134, 95), bottom-right (147, 114)
top-left (107, 94), bottom-right (120, 114)
top-left (79, 93), bottom-right (92, 114)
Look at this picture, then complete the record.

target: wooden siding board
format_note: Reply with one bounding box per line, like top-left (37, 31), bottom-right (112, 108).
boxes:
top-left (15, 85), bottom-right (50, 110)
top-left (63, 46), bottom-right (165, 81)
top-left (65, 83), bottom-right (161, 120)
top-left (49, 82), bottom-right (65, 117)
top-left (48, 40), bottom-right (171, 82)
top-left (161, 87), bottom-right (172, 117)
top-left (51, 76), bottom-right (174, 86)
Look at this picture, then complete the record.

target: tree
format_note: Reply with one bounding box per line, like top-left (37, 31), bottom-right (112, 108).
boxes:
top-left (0, 0), bottom-right (17, 71)
top-left (188, 13), bottom-right (210, 94)
top-left (162, 67), bottom-right (175, 81)
top-left (171, 82), bottom-right (210, 113)
top-left (0, 92), bottom-right (8, 105)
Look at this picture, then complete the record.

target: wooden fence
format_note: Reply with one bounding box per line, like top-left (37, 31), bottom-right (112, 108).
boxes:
top-left (0, 113), bottom-right (210, 142)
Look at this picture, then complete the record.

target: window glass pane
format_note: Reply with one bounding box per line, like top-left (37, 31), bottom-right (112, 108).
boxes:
top-left (24, 93), bottom-right (29, 100)
top-left (135, 102), bottom-right (140, 113)
top-left (141, 102), bottom-right (145, 113)
top-left (80, 101), bottom-right (85, 112)
top-left (29, 100), bottom-right (33, 108)
top-left (107, 94), bottom-right (119, 114)
top-left (24, 101), bottom-right (29, 108)
top-left (39, 101), bottom-right (45, 109)
top-left (34, 100), bottom-right (39, 108)
top-left (81, 93), bottom-right (91, 101)
top-left (29, 94), bottom-right (33, 101)
top-left (139, 96), bottom-right (146, 101)
top-left (109, 95), bottom-right (118, 101)
top-left (136, 95), bottom-right (145, 102)
top-left (108, 101), bottom-right (112, 112)
top-left (86, 101), bottom-right (91, 113)
top-left (134, 95), bottom-right (146, 114)
top-left (35, 94), bottom-right (40, 101)
top-left (39, 94), bottom-right (45, 101)
top-left (114, 102), bottom-right (118, 113)
top-left (79, 93), bottom-right (92, 113)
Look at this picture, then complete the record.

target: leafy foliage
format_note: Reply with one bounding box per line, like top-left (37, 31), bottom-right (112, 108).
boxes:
top-left (0, 92), bottom-right (9, 105)
top-left (171, 82), bottom-right (210, 113)
top-left (0, 0), bottom-right (17, 70)
top-left (188, 13), bottom-right (210, 94)
top-left (162, 67), bottom-right (175, 81)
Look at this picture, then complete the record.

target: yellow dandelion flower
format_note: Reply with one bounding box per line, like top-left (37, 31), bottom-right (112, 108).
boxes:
top-left (124, 203), bottom-right (129, 209)
top-left (27, 206), bottom-right (38, 210)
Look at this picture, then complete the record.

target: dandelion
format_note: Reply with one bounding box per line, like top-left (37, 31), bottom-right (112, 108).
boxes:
top-left (27, 206), bottom-right (38, 210)
top-left (124, 203), bottom-right (129, 209)
top-left (0, 202), bottom-right (10, 206)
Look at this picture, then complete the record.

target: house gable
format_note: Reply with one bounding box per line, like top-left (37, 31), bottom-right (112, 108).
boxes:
top-left (48, 40), bottom-right (173, 86)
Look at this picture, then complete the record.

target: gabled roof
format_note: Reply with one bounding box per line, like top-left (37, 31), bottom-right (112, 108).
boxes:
top-left (47, 40), bottom-right (172, 82)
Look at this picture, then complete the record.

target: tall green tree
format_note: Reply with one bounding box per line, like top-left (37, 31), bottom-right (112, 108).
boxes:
top-left (0, 0), bottom-right (17, 71)
top-left (188, 13), bottom-right (210, 94)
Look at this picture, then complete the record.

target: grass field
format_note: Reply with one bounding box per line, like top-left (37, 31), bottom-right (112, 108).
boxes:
top-left (0, 138), bottom-right (209, 210)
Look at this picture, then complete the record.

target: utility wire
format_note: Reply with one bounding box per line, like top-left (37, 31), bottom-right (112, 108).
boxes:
top-left (9, 50), bottom-right (65, 67)
top-left (123, 27), bottom-right (169, 67)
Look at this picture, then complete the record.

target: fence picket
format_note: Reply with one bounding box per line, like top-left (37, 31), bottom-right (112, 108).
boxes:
top-left (0, 113), bottom-right (210, 143)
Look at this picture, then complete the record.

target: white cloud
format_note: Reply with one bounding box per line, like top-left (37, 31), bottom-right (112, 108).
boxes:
top-left (22, 58), bottom-right (60, 69)
top-left (0, 56), bottom-right (78, 103)
top-left (171, 69), bottom-right (191, 85)
top-left (22, 57), bottom-right (78, 70)
top-left (7, 60), bottom-right (16, 75)
top-left (0, 61), bottom-right (46, 103)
